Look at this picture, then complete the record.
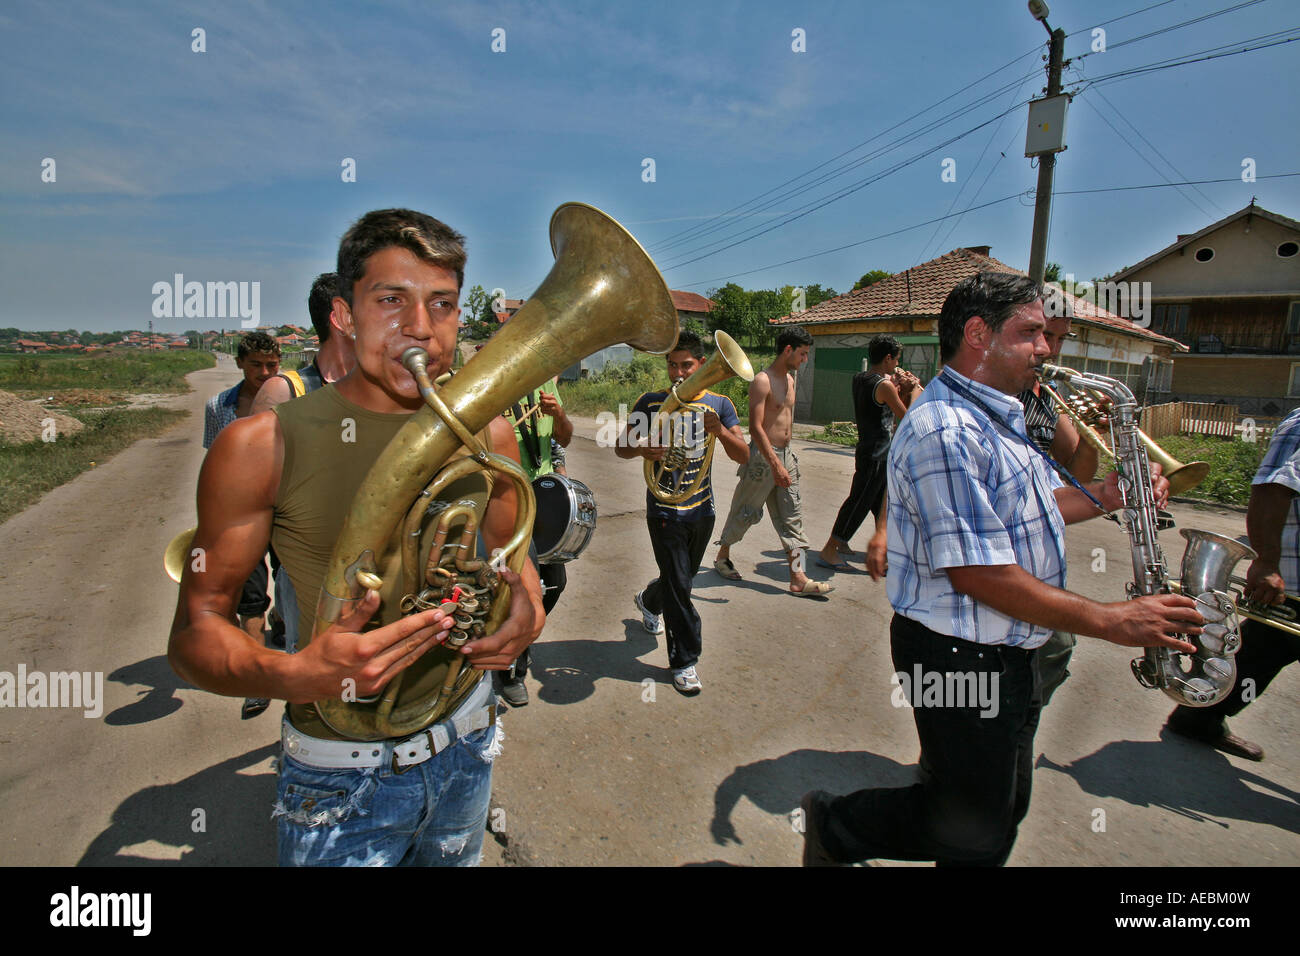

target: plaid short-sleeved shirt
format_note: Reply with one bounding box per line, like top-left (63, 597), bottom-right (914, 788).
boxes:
top-left (203, 383), bottom-right (242, 449)
top-left (1254, 407), bottom-right (1300, 590)
top-left (887, 366), bottom-right (1066, 648)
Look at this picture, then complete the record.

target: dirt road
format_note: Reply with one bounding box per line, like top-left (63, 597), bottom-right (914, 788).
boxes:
top-left (0, 360), bottom-right (1294, 866)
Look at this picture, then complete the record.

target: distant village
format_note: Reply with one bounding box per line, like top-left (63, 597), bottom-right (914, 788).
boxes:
top-left (1, 326), bottom-right (319, 355)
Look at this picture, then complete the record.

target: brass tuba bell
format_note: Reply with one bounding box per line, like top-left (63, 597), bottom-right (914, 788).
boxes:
top-left (643, 331), bottom-right (754, 504)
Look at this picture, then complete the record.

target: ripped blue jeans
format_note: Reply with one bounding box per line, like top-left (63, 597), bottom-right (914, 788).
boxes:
top-left (274, 721), bottom-right (500, 867)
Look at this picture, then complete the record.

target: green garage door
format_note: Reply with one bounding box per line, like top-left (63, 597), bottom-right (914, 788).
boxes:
top-left (810, 336), bottom-right (940, 424)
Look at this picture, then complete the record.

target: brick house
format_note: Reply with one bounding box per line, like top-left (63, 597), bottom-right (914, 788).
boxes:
top-left (770, 247), bottom-right (1184, 423)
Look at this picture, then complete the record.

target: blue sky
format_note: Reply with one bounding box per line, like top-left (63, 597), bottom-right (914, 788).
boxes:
top-left (2, 0), bottom-right (1297, 332)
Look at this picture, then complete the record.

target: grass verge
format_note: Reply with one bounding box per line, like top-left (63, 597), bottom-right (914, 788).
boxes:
top-left (0, 407), bottom-right (187, 525)
top-left (0, 350), bottom-right (214, 393)
top-left (1157, 434), bottom-right (1268, 508)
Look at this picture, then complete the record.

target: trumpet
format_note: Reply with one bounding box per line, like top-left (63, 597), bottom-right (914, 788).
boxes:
top-left (1038, 369), bottom-right (1209, 496)
top-left (644, 331), bottom-right (754, 504)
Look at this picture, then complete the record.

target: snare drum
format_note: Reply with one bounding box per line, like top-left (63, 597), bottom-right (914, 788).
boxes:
top-left (531, 474), bottom-right (597, 564)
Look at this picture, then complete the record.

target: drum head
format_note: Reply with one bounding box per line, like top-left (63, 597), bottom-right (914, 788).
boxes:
top-left (531, 473), bottom-right (597, 564)
top-left (531, 476), bottom-right (570, 558)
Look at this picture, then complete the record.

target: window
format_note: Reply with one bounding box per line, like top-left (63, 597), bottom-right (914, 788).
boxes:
top-left (1194, 247), bottom-right (1215, 263)
top-left (1288, 301), bottom-right (1300, 336)
top-left (1279, 241), bottom-right (1298, 258)
top-left (1153, 303), bottom-right (1189, 335)
top-left (1291, 364), bottom-right (1300, 398)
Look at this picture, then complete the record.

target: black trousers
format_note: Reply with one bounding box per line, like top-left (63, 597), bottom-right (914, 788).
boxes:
top-left (1169, 599), bottom-right (1300, 733)
top-left (817, 614), bottom-right (1041, 866)
top-left (643, 513), bottom-right (715, 670)
top-left (829, 445), bottom-right (888, 545)
top-left (508, 556), bottom-right (567, 682)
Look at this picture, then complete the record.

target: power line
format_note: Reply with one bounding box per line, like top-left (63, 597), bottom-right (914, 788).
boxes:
top-left (1073, 0), bottom-right (1269, 56)
top-left (1067, 0), bottom-right (1181, 36)
top-left (649, 65), bottom-right (1042, 258)
top-left (914, 77), bottom-right (1030, 266)
top-left (647, 50), bottom-right (1046, 253)
top-left (671, 173), bottom-right (1300, 289)
top-left (1090, 85), bottom-right (1226, 217)
top-left (1056, 172), bottom-right (1298, 195)
top-left (1071, 28), bottom-right (1300, 90)
top-left (1079, 94), bottom-right (1220, 221)
top-left (929, 123), bottom-right (1024, 259)
top-left (657, 102), bottom-right (1029, 271)
top-left (673, 192), bottom-right (1029, 288)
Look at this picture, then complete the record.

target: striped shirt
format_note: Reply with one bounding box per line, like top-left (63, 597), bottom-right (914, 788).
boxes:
top-left (632, 389), bottom-right (740, 521)
top-left (1254, 407), bottom-right (1300, 590)
top-left (887, 366), bottom-right (1066, 648)
top-left (1017, 385), bottom-right (1058, 455)
top-left (203, 383), bottom-right (241, 449)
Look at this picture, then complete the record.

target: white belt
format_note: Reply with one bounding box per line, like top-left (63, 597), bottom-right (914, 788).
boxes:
top-left (281, 683), bottom-right (497, 772)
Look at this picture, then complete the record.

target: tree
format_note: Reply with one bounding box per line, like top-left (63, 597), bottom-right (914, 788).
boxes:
top-left (853, 269), bottom-right (891, 291)
top-left (802, 283), bottom-right (838, 309)
top-left (1043, 262), bottom-right (1062, 283)
top-left (461, 284), bottom-right (498, 340)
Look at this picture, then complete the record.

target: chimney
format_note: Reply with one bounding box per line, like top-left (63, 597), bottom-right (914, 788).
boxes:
top-left (966, 245), bottom-right (992, 257)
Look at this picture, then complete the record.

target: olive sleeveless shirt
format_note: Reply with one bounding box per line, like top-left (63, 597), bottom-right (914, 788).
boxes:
top-left (272, 385), bottom-right (493, 740)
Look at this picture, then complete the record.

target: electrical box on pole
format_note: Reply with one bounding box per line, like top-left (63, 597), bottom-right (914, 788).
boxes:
top-left (1025, 94), bottom-right (1070, 157)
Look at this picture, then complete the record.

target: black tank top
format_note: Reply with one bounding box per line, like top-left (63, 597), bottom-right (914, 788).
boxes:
top-left (852, 371), bottom-right (894, 459)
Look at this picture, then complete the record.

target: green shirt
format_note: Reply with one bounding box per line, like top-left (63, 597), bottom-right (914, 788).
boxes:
top-left (505, 380), bottom-right (562, 480)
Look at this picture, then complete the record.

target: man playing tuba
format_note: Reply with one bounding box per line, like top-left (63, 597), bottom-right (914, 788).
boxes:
top-left (169, 208), bottom-right (545, 866)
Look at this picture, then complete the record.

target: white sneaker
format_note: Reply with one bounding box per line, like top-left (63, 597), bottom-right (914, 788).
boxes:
top-left (672, 666), bottom-right (702, 695)
top-left (634, 589), bottom-right (665, 635)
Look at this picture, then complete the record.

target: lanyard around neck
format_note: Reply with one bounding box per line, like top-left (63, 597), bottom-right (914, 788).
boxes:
top-left (938, 370), bottom-right (1107, 513)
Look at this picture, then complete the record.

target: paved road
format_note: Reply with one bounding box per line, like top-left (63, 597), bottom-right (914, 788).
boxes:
top-left (0, 361), bottom-right (1294, 866)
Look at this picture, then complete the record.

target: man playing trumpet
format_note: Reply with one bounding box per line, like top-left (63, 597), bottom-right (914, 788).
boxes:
top-left (615, 331), bottom-right (749, 695)
top-left (816, 334), bottom-right (921, 574)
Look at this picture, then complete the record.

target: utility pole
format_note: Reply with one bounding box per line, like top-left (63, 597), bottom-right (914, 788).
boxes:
top-left (1026, 2), bottom-right (1067, 285)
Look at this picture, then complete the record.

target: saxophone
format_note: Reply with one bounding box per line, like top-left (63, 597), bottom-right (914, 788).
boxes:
top-left (1039, 364), bottom-right (1250, 707)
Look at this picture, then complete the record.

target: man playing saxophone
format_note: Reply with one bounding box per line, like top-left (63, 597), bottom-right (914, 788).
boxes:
top-left (800, 272), bottom-right (1204, 867)
top-left (1014, 306), bottom-right (1099, 704)
top-left (169, 208), bottom-right (545, 866)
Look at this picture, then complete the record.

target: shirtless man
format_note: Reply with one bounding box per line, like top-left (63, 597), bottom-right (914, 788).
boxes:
top-left (714, 325), bottom-right (831, 596)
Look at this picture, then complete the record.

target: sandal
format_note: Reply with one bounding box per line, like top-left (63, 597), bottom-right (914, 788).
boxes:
top-left (791, 580), bottom-right (834, 597)
top-left (815, 556), bottom-right (853, 572)
top-left (713, 557), bottom-right (742, 581)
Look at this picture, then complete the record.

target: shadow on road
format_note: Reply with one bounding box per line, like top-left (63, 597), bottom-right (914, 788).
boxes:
top-left (531, 626), bottom-right (667, 705)
top-left (79, 744), bottom-right (278, 865)
top-left (1036, 731), bottom-right (1300, 833)
top-left (796, 443), bottom-right (853, 458)
top-left (709, 747), bottom-right (919, 847)
top-left (104, 654), bottom-right (190, 725)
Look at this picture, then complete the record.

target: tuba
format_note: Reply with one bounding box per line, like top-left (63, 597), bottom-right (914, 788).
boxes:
top-left (309, 203), bottom-right (679, 740)
top-left (1039, 363), bottom-right (1246, 707)
top-left (643, 331), bottom-right (754, 504)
